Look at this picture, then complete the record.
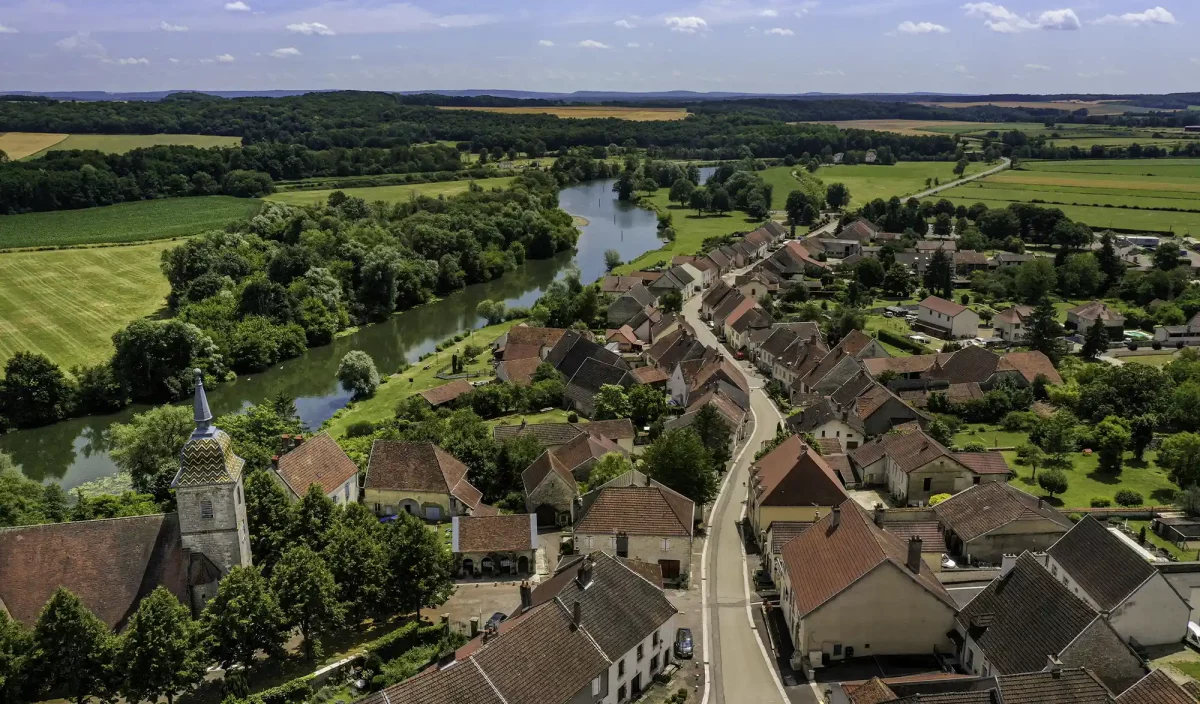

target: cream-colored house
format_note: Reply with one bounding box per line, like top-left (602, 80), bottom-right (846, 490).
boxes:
top-left (850, 428), bottom-right (1009, 506)
top-left (271, 433), bottom-right (359, 505)
top-left (917, 296), bottom-right (980, 340)
top-left (364, 441), bottom-right (491, 520)
top-left (776, 501), bottom-right (958, 668)
top-left (992, 305), bottom-right (1034, 343)
top-left (522, 450), bottom-right (578, 528)
top-left (748, 435), bottom-right (848, 549)
top-left (933, 481), bottom-right (1072, 564)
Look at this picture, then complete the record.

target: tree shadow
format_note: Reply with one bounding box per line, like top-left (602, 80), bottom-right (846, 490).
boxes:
top-left (1086, 470), bottom-right (1122, 486)
top-left (1126, 457), bottom-right (1151, 470)
top-left (1151, 488), bottom-right (1179, 504)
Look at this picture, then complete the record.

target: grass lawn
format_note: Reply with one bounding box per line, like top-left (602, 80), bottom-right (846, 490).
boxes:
top-left (0, 241), bottom-right (174, 369)
top-left (952, 425), bottom-right (1030, 449)
top-left (324, 319), bottom-right (522, 436)
top-left (0, 196), bottom-right (261, 248)
top-left (615, 189), bottom-right (762, 274)
top-left (759, 161), bottom-right (991, 209)
top-left (863, 315), bottom-right (936, 354)
top-left (28, 133), bottom-right (242, 157)
top-left (488, 408), bottom-right (575, 428)
top-left (1003, 449), bottom-right (1177, 511)
top-left (1121, 352), bottom-right (1183, 367)
top-left (1125, 519), bottom-right (1193, 561)
top-left (266, 177), bottom-right (514, 207)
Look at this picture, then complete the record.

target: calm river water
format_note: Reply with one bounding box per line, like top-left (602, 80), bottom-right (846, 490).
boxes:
top-left (5, 176), bottom-right (676, 488)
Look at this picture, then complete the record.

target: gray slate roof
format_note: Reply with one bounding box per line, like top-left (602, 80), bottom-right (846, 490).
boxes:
top-left (1047, 516), bottom-right (1157, 611)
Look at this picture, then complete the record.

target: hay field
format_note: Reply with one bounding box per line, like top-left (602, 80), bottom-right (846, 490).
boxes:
top-left (915, 100), bottom-right (1145, 115)
top-left (0, 132), bottom-right (69, 159)
top-left (0, 196), bottom-right (261, 248)
top-left (436, 105), bottom-right (690, 121)
top-left (28, 133), bottom-right (242, 157)
top-left (266, 177), bottom-right (514, 206)
top-left (799, 120), bottom-right (992, 136)
top-left (760, 161), bottom-right (989, 208)
top-left (0, 241), bottom-right (174, 369)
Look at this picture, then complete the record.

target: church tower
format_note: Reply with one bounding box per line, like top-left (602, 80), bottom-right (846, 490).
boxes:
top-left (173, 369), bottom-right (252, 573)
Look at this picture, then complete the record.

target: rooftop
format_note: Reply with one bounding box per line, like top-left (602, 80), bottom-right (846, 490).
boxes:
top-left (274, 432), bottom-right (359, 497)
top-left (453, 514), bottom-right (537, 554)
top-left (933, 482), bottom-right (1071, 543)
top-left (1047, 516), bottom-right (1157, 611)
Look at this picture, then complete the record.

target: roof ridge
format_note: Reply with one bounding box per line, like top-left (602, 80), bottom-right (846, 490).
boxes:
top-left (469, 654), bottom-right (511, 704)
top-left (552, 595), bottom-right (613, 666)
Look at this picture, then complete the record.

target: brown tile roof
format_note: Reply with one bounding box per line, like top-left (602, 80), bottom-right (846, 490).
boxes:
top-left (693, 357), bottom-right (750, 395)
top-left (839, 329), bottom-right (877, 357)
top-left (723, 297), bottom-right (759, 328)
top-left (784, 240), bottom-right (827, 268)
top-left (769, 521), bottom-right (814, 555)
top-left (601, 276), bottom-right (642, 293)
top-left (688, 388), bottom-right (747, 425)
top-left (585, 418), bottom-right (636, 440)
top-left (0, 514), bottom-right (196, 629)
top-left (752, 435), bottom-right (849, 508)
top-left (780, 500), bottom-right (955, 618)
top-left (494, 421), bottom-right (584, 446)
top-left (419, 379), bottom-right (474, 406)
top-left (997, 351), bottom-right (1064, 385)
top-left (1069, 300), bottom-right (1124, 322)
top-left (366, 441), bottom-right (482, 510)
top-left (882, 520), bottom-right (948, 553)
top-left (814, 437), bottom-right (844, 455)
top-left (993, 305), bottom-right (1034, 325)
top-left (824, 454), bottom-right (855, 486)
top-left (864, 354), bottom-right (942, 378)
top-left (505, 325), bottom-right (567, 349)
top-left (845, 678), bottom-right (899, 704)
top-left (934, 482), bottom-right (1071, 542)
top-left (502, 343), bottom-right (544, 361)
top-left (932, 346), bottom-right (1001, 385)
top-left (553, 432), bottom-right (624, 474)
top-left (952, 452), bottom-right (1013, 475)
top-left (630, 366), bottom-right (670, 385)
top-left (357, 655), bottom-right (505, 704)
top-left (628, 270), bottom-right (663, 282)
top-left (454, 514), bottom-right (536, 553)
top-left (498, 356), bottom-right (543, 386)
top-left (575, 486), bottom-right (693, 537)
top-left (854, 428), bottom-right (960, 474)
top-left (1115, 669), bottom-right (1193, 704)
top-left (521, 450), bottom-right (577, 495)
top-left (955, 250), bottom-right (990, 266)
top-left (997, 668), bottom-right (1114, 704)
top-left (275, 432), bottom-right (359, 497)
top-left (607, 325), bottom-right (639, 345)
top-left (1048, 516), bottom-right (1158, 611)
top-left (921, 295), bottom-right (969, 318)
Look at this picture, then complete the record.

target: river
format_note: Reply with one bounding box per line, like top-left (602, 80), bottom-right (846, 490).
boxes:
top-left (4, 175), bottom-right (677, 489)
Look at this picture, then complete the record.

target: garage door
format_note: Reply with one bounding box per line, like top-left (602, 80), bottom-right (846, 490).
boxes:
top-left (425, 505), bottom-right (442, 520)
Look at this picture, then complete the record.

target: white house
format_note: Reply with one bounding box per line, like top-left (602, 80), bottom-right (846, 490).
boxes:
top-left (992, 305), bottom-right (1034, 343)
top-left (1156, 311), bottom-right (1200, 347)
top-left (917, 296), bottom-right (980, 340)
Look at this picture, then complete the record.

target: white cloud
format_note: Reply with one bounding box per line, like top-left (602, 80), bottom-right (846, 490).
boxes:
top-left (764, 27), bottom-right (793, 35)
top-left (962, 3), bottom-right (1080, 33)
top-left (55, 32), bottom-right (106, 59)
top-left (0, 23), bottom-right (17, 34)
top-left (1025, 63), bottom-right (1050, 70)
top-left (224, 1), bottom-right (250, 11)
top-left (348, 54), bottom-right (362, 60)
top-left (665, 16), bottom-right (708, 33)
top-left (287, 22), bottom-right (335, 35)
top-left (114, 57), bottom-right (149, 65)
top-left (760, 9), bottom-right (779, 17)
top-left (953, 64), bottom-right (970, 74)
top-left (169, 57), bottom-right (180, 63)
top-left (614, 19), bottom-right (634, 28)
top-left (897, 21), bottom-right (949, 34)
top-left (577, 39), bottom-right (610, 48)
top-left (794, 1), bottom-right (819, 17)
top-left (217, 53), bottom-right (235, 62)
top-left (270, 47), bottom-right (301, 58)
top-left (160, 21), bottom-right (187, 32)
top-left (1092, 6), bottom-right (1175, 26)
top-left (627, 42), bottom-right (640, 47)
top-left (537, 39), bottom-right (554, 46)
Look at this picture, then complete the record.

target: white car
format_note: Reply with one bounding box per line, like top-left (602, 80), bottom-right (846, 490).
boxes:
top-left (941, 554), bottom-right (958, 569)
top-left (909, 334), bottom-right (930, 344)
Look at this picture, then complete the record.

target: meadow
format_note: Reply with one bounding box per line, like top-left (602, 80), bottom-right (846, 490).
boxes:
top-left (265, 177), bottom-right (515, 206)
top-left (616, 187), bottom-right (763, 273)
top-left (0, 241), bottom-right (174, 369)
top-left (915, 100), bottom-right (1147, 115)
top-left (760, 161), bottom-right (990, 209)
top-left (799, 120), bottom-right (1006, 136)
top-left (436, 105), bottom-right (690, 121)
top-left (940, 159), bottom-right (1200, 235)
top-left (26, 133), bottom-right (243, 157)
top-left (0, 132), bottom-right (69, 159)
top-left (0, 196), bottom-right (262, 248)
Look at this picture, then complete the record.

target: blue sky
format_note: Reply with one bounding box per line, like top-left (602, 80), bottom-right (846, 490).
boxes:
top-left (0, 1), bottom-right (1194, 93)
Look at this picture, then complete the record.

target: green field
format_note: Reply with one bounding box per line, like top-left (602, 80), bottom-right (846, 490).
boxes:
top-left (761, 161), bottom-right (991, 209)
top-left (0, 196), bottom-right (261, 249)
top-left (0, 241), bottom-right (174, 369)
top-left (616, 189), bottom-right (763, 273)
top-left (28, 133), bottom-right (242, 157)
top-left (940, 159), bottom-right (1200, 235)
top-left (266, 177), bottom-right (515, 206)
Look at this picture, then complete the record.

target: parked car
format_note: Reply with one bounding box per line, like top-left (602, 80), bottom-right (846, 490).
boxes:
top-left (1187, 622), bottom-right (1200, 650)
top-left (674, 628), bottom-right (694, 659)
top-left (486, 612), bottom-right (507, 630)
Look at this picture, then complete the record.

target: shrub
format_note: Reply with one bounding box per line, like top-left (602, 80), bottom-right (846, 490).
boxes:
top-left (567, 412), bottom-right (579, 423)
top-left (1090, 497), bottom-right (1112, 508)
top-left (1001, 410), bottom-right (1039, 432)
top-left (1068, 513), bottom-right (1084, 523)
top-left (1114, 490), bottom-right (1144, 507)
top-left (344, 420), bottom-right (376, 438)
top-left (337, 350), bottom-right (380, 398)
top-left (1037, 468), bottom-right (1068, 498)
top-left (929, 493), bottom-right (952, 506)
top-left (876, 328), bottom-right (928, 354)
top-left (961, 441), bottom-right (987, 453)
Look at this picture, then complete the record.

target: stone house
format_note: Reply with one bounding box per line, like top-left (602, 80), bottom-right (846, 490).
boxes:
top-left (271, 432), bottom-right (359, 505)
top-left (933, 481), bottom-right (1071, 564)
top-left (553, 431), bottom-right (628, 482)
top-left (1067, 300), bottom-right (1126, 334)
top-left (451, 514), bottom-right (539, 578)
top-left (364, 440), bottom-right (491, 520)
top-left (787, 381), bottom-right (923, 452)
top-left (850, 427), bottom-right (1009, 506)
top-left (522, 450), bottom-right (579, 527)
top-left (748, 435), bottom-right (848, 549)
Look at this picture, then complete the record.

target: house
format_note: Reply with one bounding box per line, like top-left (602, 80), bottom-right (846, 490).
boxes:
top-left (606, 325), bottom-right (641, 352)
top-left (840, 219), bottom-right (881, 243)
top-left (1067, 301), bottom-right (1125, 334)
top-left (364, 441), bottom-right (490, 520)
top-left (497, 356), bottom-right (544, 386)
top-left (706, 248), bottom-right (732, 274)
top-left (727, 306), bottom-right (774, 351)
top-left (917, 296), bottom-right (981, 340)
top-left (720, 297), bottom-right (759, 342)
top-left (700, 280), bottom-right (734, 319)
top-left (776, 501), bottom-right (958, 667)
top-left (850, 427), bottom-right (1008, 506)
top-left (522, 450), bottom-right (578, 527)
top-left (735, 271), bottom-right (777, 301)
top-left (366, 552), bottom-right (677, 704)
top-left (871, 507), bottom-right (950, 573)
top-left (933, 482), bottom-right (1072, 564)
top-left (792, 344), bottom-right (866, 396)
top-left (837, 329), bottom-right (891, 360)
top-left (992, 252), bottom-right (1036, 268)
top-left (626, 307), bottom-right (677, 346)
top-left (553, 431), bottom-right (628, 482)
top-left (574, 472), bottom-right (695, 584)
top-left (419, 379), bottom-right (474, 408)
top-left (674, 255), bottom-right (717, 287)
top-left (864, 149), bottom-right (878, 163)
top-left (629, 365), bottom-right (670, 388)
top-left (647, 267), bottom-right (691, 299)
top-left (565, 358), bottom-right (634, 418)
top-left (668, 355), bottom-right (749, 407)
top-left (953, 552), bottom-right (1146, 694)
top-left (748, 435), bottom-right (849, 546)
top-left (452, 514), bottom-right (538, 578)
top-left (0, 372), bottom-right (250, 627)
top-left (757, 327), bottom-right (801, 373)
top-left (666, 386), bottom-right (750, 446)
top-left (954, 250), bottom-right (990, 275)
top-left (675, 262), bottom-right (704, 294)
top-left (494, 420), bottom-right (583, 450)
top-left (1155, 311), bottom-right (1200, 347)
top-left (820, 239), bottom-right (862, 259)
top-left (992, 305), bottom-right (1035, 342)
top-left (493, 325), bottom-right (567, 361)
top-left (786, 382), bottom-right (923, 452)
top-left (271, 432), bottom-right (359, 505)
top-left (1041, 515), bottom-right (1189, 647)
top-left (546, 329), bottom-right (629, 380)
top-left (607, 284), bottom-right (657, 326)
top-left (600, 275), bottom-right (645, 294)
top-left (863, 347), bottom-right (1062, 387)
top-left (1115, 669), bottom-right (1195, 704)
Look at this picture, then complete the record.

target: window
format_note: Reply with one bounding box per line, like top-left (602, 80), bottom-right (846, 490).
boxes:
top-left (835, 430), bottom-right (840, 438)
top-left (820, 430), bottom-right (826, 437)
top-left (1051, 565), bottom-right (1058, 577)
top-left (832, 644), bottom-right (842, 656)
top-left (922, 478), bottom-right (932, 491)
top-left (591, 676), bottom-right (601, 696)
top-left (585, 536), bottom-right (594, 549)
top-left (237, 485), bottom-right (243, 504)
top-left (200, 499), bottom-right (214, 520)
top-left (637, 644), bottom-right (644, 661)
top-left (660, 539), bottom-right (671, 551)
top-left (618, 685), bottom-right (627, 702)
top-left (973, 477), bottom-right (981, 485)
top-left (618, 660), bottom-right (625, 677)
top-left (651, 654), bottom-right (659, 671)
top-left (344, 483), bottom-right (351, 501)
top-left (652, 630), bottom-right (660, 647)
top-left (611, 536), bottom-right (618, 549)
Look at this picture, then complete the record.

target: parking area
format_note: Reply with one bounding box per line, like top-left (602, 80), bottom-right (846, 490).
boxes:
top-left (846, 486), bottom-right (893, 511)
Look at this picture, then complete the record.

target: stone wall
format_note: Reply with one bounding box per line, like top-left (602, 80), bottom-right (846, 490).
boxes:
top-left (177, 479), bottom-right (252, 572)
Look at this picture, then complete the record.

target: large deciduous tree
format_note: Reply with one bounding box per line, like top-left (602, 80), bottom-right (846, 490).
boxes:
top-left (109, 404), bottom-right (194, 503)
top-left (118, 587), bottom-right (208, 704)
top-left (0, 352), bottom-right (73, 429)
top-left (30, 588), bottom-right (114, 704)
top-left (642, 429), bottom-right (719, 505)
top-left (322, 503), bottom-right (387, 620)
top-left (592, 384), bottom-right (631, 421)
top-left (203, 566), bottom-right (288, 671)
top-left (243, 469), bottom-right (293, 575)
top-left (1159, 432), bottom-right (1200, 489)
top-left (1024, 298), bottom-right (1066, 367)
top-left (271, 546), bottom-right (344, 660)
top-left (380, 512), bottom-right (454, 615)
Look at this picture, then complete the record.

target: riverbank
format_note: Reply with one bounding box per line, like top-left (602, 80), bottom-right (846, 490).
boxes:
top-left (615, 189), bottom-right (763, 274)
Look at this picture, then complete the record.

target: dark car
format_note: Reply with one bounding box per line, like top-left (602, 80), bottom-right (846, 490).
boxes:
top-left (674, 627), bottom-right (694, 659)
top-left (486, 612), bottom-right (508, 630)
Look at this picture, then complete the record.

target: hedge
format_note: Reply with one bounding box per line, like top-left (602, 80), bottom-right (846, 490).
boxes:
top-left (875, 328), bottom-right (929, 354)
top-left (227, 678), bottom-right (313, 704)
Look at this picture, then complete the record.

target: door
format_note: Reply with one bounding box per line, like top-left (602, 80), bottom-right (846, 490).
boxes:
top-left (518, 555), bottom-right (530, 573)
top-left (536, 504), bottom-right (558, 527)
top-left (425, 505), bottom-right (442, 520)
top-left (659, 559), bottom-right (681, 581)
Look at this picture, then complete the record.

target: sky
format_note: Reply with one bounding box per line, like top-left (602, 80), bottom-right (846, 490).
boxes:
top-left (0, 1), bottom-right (1194, 94)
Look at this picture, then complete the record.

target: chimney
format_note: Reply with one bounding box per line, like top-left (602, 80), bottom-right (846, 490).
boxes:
top-left (280, 433), bottom-right (293, 453)
top-left (1047, 655), bottom-right (1063, 677)
top-left (572, 600), bottom-right (583, 630)
top-left (293, 434), bottom-right (304, 447)
top-left (576, 555), bottom-right (594, 589)
top-left (271, 454), bottom-right (280, 470)
top-left (874, 503), bottom-right (885, 527)
top-left (519, 580), bottom-right (533, 612)
top-left (831, 506), bottom-right (841, 529)
top-left (907, 535), bottom-right (923, 573)
top-left (810, 333), bottom-right (818, 345)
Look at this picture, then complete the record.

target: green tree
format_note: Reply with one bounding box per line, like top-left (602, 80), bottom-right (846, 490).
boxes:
top-left (1025, 297), bottom-right (1067, 366)
top-left (1081, 318), bottom-right (1109, 361)
top-left (203, 566), bottom-right (288, 670)
top-left (0, 610), bottom-right (31, 703)
top-left (1159, 432), bottom-right (1200, 488)
top-left (492, 433), bottom-right (544, 500)
top-left (825, 183), bottom-right (851, 209)
top-left (659, 289), bottom-right (683, 314)
top-left (692, 403), bottom-right (733, 468)
top-left (118, 587), bottom-right (208, 704)
top-left (337, 350), bottom-right (380, 398)
top-left (323, 503), bottom-right (387, 620)
top-left (0, 352), bottom-right (72, 428)
top-left (926, 418), bottom-right (954, 447)
top-left (708, 186), bottom-right (730, 214)
top-left (855, 257), bottom-right (885, 289)
top-left (785, 190), bottom-right (811, 224)
top-left (1096, 232), bottom-right (1124, 288)
top-left (933, 213), bottom-right (953, 238)
top-left (1014, 259), bottom-right (1057, 304)
top-left (380, 512), bottom-right (454, 614)
top-left (585, 452), bottom-right (633, 490)
top-left (1037, 468), bottom-right (1068, 500)
top-left (1130, 414), bottom-right (1156, 462)
top-left (628, 384), bottom-right (668, 428)
top-left (1031, 410), bottom-right (1077, 461)
top-left (642, 429), bottom-right (719, 505)
top-left (1094, 415), bottom-right (1130, 474)
top-left (1154, 241), bottom-right (1183, 271)
top-left (689, 188), bottom-right (710, 216)
top-left (592, 384), bottom-right (631, 420)
top-left (669, 178), bottom-right (695, 206)
top-left (532, 362), bottom-right (561, 384)
top-left (923, 249), bottom-right (954, 299)
top-left (243, 469), bottom-right (293, 575)
top-left (111, 319), bottom-right (220, 402)
top-left (604, 249), bottom-right (622, 272)
top-left (30, 588), bottom-right (114, 704)
top-left (954, 158), bottom-right (970, 178)
top-left (292, 484), bottom-right (337, 552)
top-left (110, 404), bottom-right (194, 502)
top-left (1018, 443), bottom-right (1047, 480)
top-left (476, 299), bottom-right (507, 325)
top-left (271, 546), bottom-right (344, 660)
top-left (1177, 485), bottom-right (1200, 517)
top-left (882, 263), bottom-right (914, 298)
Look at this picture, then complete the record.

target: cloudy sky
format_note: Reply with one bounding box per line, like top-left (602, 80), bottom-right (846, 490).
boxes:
top-left (0, 1), bottom-right (1193, 94)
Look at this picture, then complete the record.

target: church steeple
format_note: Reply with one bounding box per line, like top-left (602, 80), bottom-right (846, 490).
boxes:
top-left (192, 368), bottom-right (215, 437)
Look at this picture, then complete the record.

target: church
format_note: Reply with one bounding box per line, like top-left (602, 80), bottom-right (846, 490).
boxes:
top-left (0, 370), bottom-right (253, 630)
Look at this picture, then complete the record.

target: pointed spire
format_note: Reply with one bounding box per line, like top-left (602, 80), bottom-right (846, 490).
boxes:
top-left (193, 368), bottom-right (213, 434)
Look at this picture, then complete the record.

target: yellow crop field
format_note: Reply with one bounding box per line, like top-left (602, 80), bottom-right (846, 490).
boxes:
top-left (436, 106), bottom-right (690, 121)
top-left (0, 132), bottom-right (70, 159)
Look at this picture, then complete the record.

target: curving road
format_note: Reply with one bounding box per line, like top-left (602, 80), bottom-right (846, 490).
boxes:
top-left (906, 157), bottom-right (1011, 200)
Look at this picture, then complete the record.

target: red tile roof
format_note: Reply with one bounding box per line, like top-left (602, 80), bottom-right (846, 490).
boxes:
top-left (521, 450), bottom-right (577, 495)
top-left (497, 357), bottom-right (543, 386)
top-left (1116, 669), bottom-right (1194, 704)
top-left (997, 351), bottom-right (1063, 385)
top-left (575, 486), bottom-right (693, 537)
top-left (752, 435), bottom-right (848, 508)
top-left (630, 366), bottom-right (669, 385)
top-left (454, 514), bottom-right (536, 553)
top-left (366, 441), bottom-right (483, 510)
top-left (585, 418), bottom-right (637, 440)
top-left (952, 452), bottom-right (1013, 475)
top-left (502, 343), bottom-right (543, 362)
top-left (920, 295), bottom-right (968, 318)
top-left (553, 432), bottom-right (624, 473)
top-left (503, 326), bottom-right (567, 350)
top-left (275, 432), bottom-right (359, 497)
top-left (420, 379), bottom-right (474, 406)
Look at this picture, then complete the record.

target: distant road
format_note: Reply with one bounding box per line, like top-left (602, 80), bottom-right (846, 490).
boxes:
top-left (908, 157), bottom-right (1012, 200)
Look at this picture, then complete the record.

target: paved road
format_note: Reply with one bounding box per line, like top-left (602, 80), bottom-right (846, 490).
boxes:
top-left (907, 157), bottom-right (1011, 200)
top-left (685, 279), bottom-right (817, 704)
